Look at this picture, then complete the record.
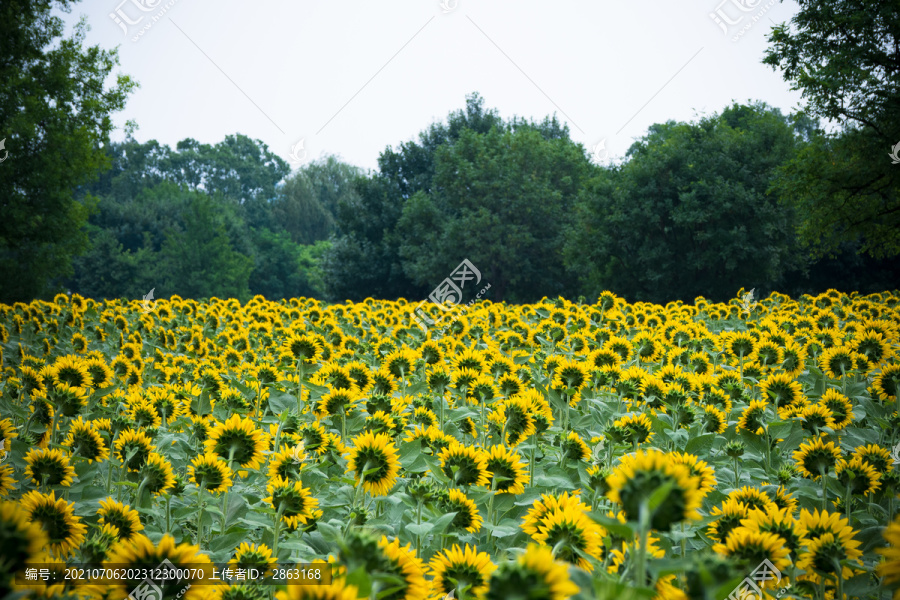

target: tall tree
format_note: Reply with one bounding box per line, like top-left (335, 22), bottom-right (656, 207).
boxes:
top-left (565, 102), bottom-right (807, 303)
top-left (0, 0), bottom-right (136, 303)
top-left (271, 156), bottom-right (362, 245)
top-left (322, 93), bottom-right (505, 301)
top-left (764, 0), bottom-right (900, 258)
top-left (395, 124), bottom-right (591, 302)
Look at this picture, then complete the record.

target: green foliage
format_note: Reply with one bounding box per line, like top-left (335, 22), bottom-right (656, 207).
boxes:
top-left (763, 0), bottom-right (900, 257)
top-left (324, 92), bottom-right (590, 302)
top-left (0, 0), bottom-right (136, 303)
top-left (565, 102), bottom-right (806, 303)
top-left (395, 125), bottom-right (591, 302)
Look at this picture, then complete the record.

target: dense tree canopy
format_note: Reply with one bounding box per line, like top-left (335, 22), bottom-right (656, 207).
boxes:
top-left (764, 0), bottom-right (900, 258)
top-left (565, 103), bottom-right (810, 303)
top-left (0, 0), bottom-right (136, 303)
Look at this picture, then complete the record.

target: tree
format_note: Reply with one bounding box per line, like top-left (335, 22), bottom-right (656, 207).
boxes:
top-left (763, 0), bottom-right (900, 257)
top-left (271, 156), bottom-right (362, 245)
top-left (395, 125), bottom-right (591, 302)
top-left (322, 93), bottom-right (505, 301)
top-left (0, 0), bottom-right (136, 303)
top-left (156, 193), bottom-right (252, 301)
top-left (565, 102), bottom-right (806, 303)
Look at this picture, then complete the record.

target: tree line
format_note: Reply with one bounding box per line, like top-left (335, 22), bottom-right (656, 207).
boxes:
top-left (1, 0), bottom-right (897, 305)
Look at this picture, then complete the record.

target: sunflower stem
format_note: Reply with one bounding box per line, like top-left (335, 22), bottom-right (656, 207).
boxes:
top-left (273, 504), bottom-right (284, 561)
top-left (196, 481), bottom-right (205, 548)
top-left (415, 498), bottom-right (423, 558)
top-left (165, 494), bottom-right (171, 533)
top-left (529, 432), bottom-right (536, 488)
top-left (635, 500), bottom-right (649, 589)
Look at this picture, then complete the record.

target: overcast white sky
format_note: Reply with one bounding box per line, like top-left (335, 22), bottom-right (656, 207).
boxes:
top-left (63, 0), bottom-right (802, 172)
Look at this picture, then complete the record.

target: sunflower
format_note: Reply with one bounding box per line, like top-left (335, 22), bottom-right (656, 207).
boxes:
top-left (98, 534), bottom-right (214, 600)
top-left (671, 452), bottom-right (717, 496)
top-left (189, 454), bottom-right (234, 494)
top-left (740, 506), bottom-right (808, 559)
top-left (0, 501), bottom-right (49, 596)
top-left (611, 413), bottom-right (654, 445)
top-left (485, 544), bottom-right (579, 600)
top-left (440, 489), bottom-right (483, 533)
top-left (759, 372), bottom-right (804, 410)
top-left (725, 331), bottom-right (756, 360)
top-left (606, 448), bottom-right (702, 531)
top-left (429, 544), bottom-right (497, 600)
top-left (0, 463), bottom-right (14, 496)
top-left (140, 452), bottom-right (176, 496)
top-left (281, 333), bottom-right (323, 365)
top-left (24, 447), bottom-right (76, 487)
top-left (560, 431), bottom-right (591, 462)
top-left (377, 536), bottom-right (429, 600)
top-left (437, 441), bottom-right (491, 488)
top-left (797, 403), bottom-right (836, 435)
top-left (384, 347), bottom-right (419, 380)
top-left (551, 358), bottom-right (590, 392)
top-left (737, 400), bottom-right (769, 436)
top-left (50, 355), bottom-right (92, 389)
top-left (114, 428), bottom-right (156, 471)
top-left (874, 364), bottom-right (900, 402)
top-left (834, 456), bottom-right (881, 496)
top-left (798, 530), bottom-right (863, 581)
top-left (230, 542), bottom-right (278, 577)
top-left (264, 477), bottom-right (320, 531)
top-left (274, 576), bottom-right (363, 600)
top-left (706, 498), bottom-right (750, 544)
top-left (317, 388), bottom-right (360, 419)
top-left (495, 396), bottom-right (535, 446)
top-left (427, 366), bottom-right (453, 395)
top-left (727, 487), bottom-right (776, 513)
top-left (852, 444), bottom-right (892, 473)
top-left (877, 515), bottom-right (900, 593)
top-left (204, 414), bottom-right (268, 470)
top-left (62, 417), bottom-right (109, 463)
top-left (97, 497), bottom-right (143, 540)
top-left (84, 358), bottom-right (114, 388)
top-left (818, 389), bottom-right (854, 429)
top-left (371, 367), bottom-right (399, 396)
top-left (127, 396), bottom-right (163, 429)
top-left (47, 382), bottom-right (89, 417)
top-left (21, 490), bottom-right (87, 558)
top-left (268, 445), bottom-right (306, 482)
top-left (793, 435), bottom-right (842, 480)
top-left (483, 445), bottom-right (528, 495)
top-left (533, 505), bottom-right (606, 571)
top-left (346, 431), bottom-right (401, 497)
top-left (700, 404), bottom-right (727, 434)
top-left (712, 528), bottom-right (790, 588)
top-left (819, 345), bottom-right (856, 379)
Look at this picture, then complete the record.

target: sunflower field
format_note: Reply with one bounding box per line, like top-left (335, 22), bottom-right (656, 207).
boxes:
top-left (1, 289), bottom-right (900, 600)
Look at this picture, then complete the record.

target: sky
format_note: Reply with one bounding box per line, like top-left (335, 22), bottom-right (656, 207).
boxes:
top-left (63, 0), bottom-right (803, 173)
